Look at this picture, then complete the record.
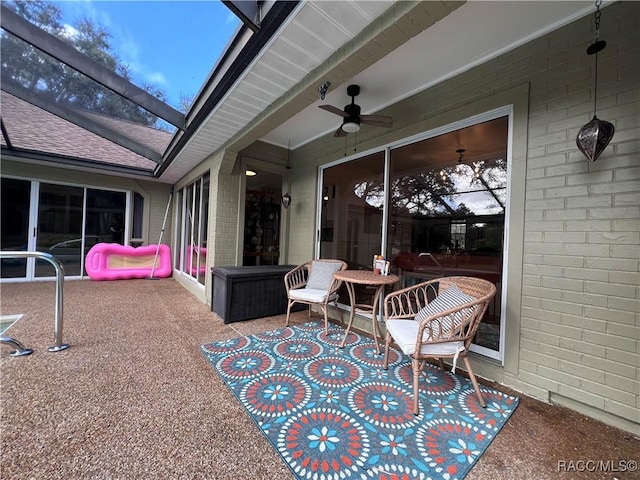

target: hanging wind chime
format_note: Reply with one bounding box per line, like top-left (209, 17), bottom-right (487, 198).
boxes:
top-left (576, 0), bottom-right (614, 162)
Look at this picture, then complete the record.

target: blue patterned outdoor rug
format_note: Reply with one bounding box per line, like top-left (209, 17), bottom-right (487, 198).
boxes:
top-left (201, 320), bottom-right (518, 480)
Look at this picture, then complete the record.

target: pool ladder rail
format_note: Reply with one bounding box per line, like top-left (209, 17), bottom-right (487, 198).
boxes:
top-left (0, 251), bottom-right (70, 357)
top-left (0, 336), bottom-right (34, 357)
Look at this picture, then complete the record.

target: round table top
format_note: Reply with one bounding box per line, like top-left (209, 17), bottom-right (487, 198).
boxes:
top-left (334, 269), bottom-right (399, 286)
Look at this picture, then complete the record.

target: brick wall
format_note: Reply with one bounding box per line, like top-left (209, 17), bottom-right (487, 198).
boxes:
top-left (289, 1), bottom-right (639, 430)
top-left (515, 1), bottom-right (638, 429)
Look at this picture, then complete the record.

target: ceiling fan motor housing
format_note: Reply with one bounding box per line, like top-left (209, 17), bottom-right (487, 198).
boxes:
top-left (344, 103), bottom-right (361, 117)
top-left (342, 101), bottom-right (361, 132)
top-left (318, 83), bottom-right (392, 136)
top-left (346, 84), bottom-right (360, 97)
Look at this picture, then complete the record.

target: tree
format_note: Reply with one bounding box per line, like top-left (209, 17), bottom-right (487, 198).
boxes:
top-left (1, 0), bottom-right (168, 127)
top-left (179, 92), bottom-right (196, 114)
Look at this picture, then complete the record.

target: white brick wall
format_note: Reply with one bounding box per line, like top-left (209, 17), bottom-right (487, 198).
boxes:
top-left (517, 2), bottom-right (639, 428)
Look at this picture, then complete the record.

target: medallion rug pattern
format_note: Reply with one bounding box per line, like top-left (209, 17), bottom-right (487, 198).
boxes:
top-left (201, 320), bottom-right (518, 480)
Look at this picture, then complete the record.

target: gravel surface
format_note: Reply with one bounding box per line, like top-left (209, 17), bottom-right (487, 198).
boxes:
top-left (1, 279), bottom-right (637, 479)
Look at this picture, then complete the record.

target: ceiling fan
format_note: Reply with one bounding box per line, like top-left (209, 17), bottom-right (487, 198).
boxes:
top-left (319, 84), bottom-right (393, 137)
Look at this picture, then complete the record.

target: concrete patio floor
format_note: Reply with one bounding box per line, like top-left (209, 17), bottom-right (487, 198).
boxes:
top-left (1, 278), bottom-right (638, 479)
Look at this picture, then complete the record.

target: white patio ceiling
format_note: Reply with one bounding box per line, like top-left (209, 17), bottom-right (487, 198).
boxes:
top-left (161, 0), bottom-right (595, 184)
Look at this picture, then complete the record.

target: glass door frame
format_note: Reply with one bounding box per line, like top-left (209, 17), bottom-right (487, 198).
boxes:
top-left (238, 157), bottom-right (290, 266)
top-left (175, 173), bottom-right (209, 287)
top-left (0, 176), bottom-right (131, 282)
top-left (316, 106), bottom-right (513, 363)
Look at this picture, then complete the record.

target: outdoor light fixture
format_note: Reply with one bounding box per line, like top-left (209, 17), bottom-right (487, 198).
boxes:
top-left (341, 120), bottom-right (360, 133)
top-left (576, 0), bottom-right (614, 162)
top-left (318, 81), bottom-right (331, 100)
top-left (245, 170), bottom-right (257, 176)
top-left (281, 193), bottom-right (291, 209)
top-left (455, 149), bottom-right (466, 174)
top-left (441, 149), bottom-right (481, 184)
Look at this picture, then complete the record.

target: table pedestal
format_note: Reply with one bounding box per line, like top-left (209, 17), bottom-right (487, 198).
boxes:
top-left (333, 270), bottom-right (399, 354)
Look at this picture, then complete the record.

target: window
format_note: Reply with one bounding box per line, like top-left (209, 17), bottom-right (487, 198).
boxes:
top-left (132, 192), bottom-right (144, 240)
top-left (1, 178), bottom-right (31, 278)
top-left (319, 114), bottom-right (509, 359)
top-left (1, 178), bottom-right (128, 280)
top-left (176, 173), bottom-right (209, 285)
top-left (320, 152), bottom-right (385, 306)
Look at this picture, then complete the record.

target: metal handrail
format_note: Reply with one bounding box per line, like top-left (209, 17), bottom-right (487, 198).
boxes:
top-left (0, 251), bottom-right (70, 353)
top-left (418, 252), bottom-right (444, 272)
top-left (0, 336), bottom-right (33, 357)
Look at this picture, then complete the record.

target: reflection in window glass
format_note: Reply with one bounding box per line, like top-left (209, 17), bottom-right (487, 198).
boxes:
top-left (198, 174), bottom-right (210, 285)
top-left (174, 189), bottom-right (183, 271)
top-left (387, 116), bottom-right (508, 353)
top-left (85, 189), bottom-right (126, 245)
top-left (177, 174), bottom-right (208, 286)
top-left (35, 183), bottom-right (84, 276)
top-left (132, 193), bottom-right (144, 240)
top-left (320, 151), bottom-right (385, 305)
top-left (319, 115), bottom-right (509, 356)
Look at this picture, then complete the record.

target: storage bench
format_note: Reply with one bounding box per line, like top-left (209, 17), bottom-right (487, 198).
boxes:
top-left (211, 265), bottom-right (304, 324)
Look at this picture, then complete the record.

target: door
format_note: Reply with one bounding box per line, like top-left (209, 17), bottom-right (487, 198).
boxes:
top-left (1, 178), bottom-right (31, 279)
top-left (35, 183), bottom-right (84, 277)
top-left (242, 169), bottom-right (284, 266)
top-left (0, 179), bottom-right (127, 280)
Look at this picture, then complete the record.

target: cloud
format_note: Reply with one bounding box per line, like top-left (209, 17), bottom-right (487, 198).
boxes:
top-left (145, 71), bottom-right (168, 86)
top-left (225, 11), bottom-right (238, 25)
top-left (61, 24), bottom-right (80, 40)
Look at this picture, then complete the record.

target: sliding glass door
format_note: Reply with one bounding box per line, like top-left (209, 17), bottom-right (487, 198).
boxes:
top-left (35, 183), bottom-right (84, 277)
top-left (386, 117), bottom-right (508, 357)
top-left (1, 178), bottom-right (31, 278)
top-left (318, 112), bottom-right (509, 360)
top-left (320, 152), bottom-right (385, 306)
top-left (35, 185), bottom-right (126, 277)
top-left (176, 173), bottom-right (209, 286)
top-left (0, 178), bottom-right (128, 280)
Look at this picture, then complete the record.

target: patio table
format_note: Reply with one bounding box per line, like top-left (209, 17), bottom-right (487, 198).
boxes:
top-left (333, 270), bottom-right (399, 355)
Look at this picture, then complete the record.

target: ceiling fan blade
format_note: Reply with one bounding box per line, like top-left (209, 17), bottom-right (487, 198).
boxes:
top-left (333, 125), bottom-right (347, 137)
top-left (360, 114), bottom-right (393, 128)
top-left (319, 104), bottom-right (348, 117)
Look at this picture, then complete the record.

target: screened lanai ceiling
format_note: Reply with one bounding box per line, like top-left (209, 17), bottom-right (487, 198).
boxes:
top-left (0, 1), bottom-right (187, 173)
top-left (0, 0), bottom-right (277, 177)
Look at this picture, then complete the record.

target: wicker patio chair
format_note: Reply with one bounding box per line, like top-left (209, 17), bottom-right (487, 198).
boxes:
top-left (284, 259), bottom-right (347, 332)
top-left (383, 276), bottom-right (497, 415)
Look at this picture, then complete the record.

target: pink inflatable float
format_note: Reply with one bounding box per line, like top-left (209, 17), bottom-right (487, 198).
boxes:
top-left (85, 243), bottom-right (172, 280)
top-left (185, 245), bottom-right (207, 276)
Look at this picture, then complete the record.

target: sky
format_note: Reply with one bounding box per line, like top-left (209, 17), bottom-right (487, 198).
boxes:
top-left (58, 0), bottom-right (241, 110)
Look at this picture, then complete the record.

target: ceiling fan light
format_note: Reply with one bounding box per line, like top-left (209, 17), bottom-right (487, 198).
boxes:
top-left (342, 121), bottom-right (360, 133)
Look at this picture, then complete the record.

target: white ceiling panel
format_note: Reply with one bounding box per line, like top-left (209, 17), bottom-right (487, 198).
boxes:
top-left (163, 1), bottom-right (595, 184)
top-left (274, 35), bottom-right (325, 66)
top-left (260, 50), bottom-right (310, 81)
top-left (262, 1), bottom-right (594, 149)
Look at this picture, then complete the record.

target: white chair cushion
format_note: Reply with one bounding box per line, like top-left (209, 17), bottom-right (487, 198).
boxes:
top-left (306, 261), bottom-right (342, 290)
top-left (386, 319), bottom-right (465, 356)
top-left (289, 288), bottom-right (337, 303)
top-left (386, 318), bottom-right (466, 372)
top-left (386, 319), bottom-right (422, 355)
